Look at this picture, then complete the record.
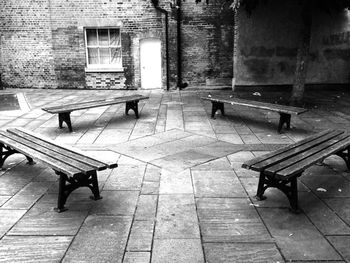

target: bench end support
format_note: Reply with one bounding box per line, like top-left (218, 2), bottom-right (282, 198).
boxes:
top-left (58, 112), bottom-right (73, 132)
top-left (278, 113), bottom-right (291, 133)
top-left (55, 170), bottom-right (102, 212)
top-left (125, 101), bottom-right (140, 119)
top-left (255, 171), bottom-right (301, 212)
top-left (211, 101), bottom-right (225, 118)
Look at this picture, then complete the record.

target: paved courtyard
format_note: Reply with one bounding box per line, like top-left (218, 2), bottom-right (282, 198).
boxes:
top-left (0, 88), bottom-right (350, 262)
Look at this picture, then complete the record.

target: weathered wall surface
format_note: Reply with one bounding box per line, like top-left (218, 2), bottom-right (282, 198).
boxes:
top-left (180, 0), bottom-right (234, 86)
top-left (235, 0), bottom-right (350, 86)
top-left (308, 9), bottom-right (350, 84)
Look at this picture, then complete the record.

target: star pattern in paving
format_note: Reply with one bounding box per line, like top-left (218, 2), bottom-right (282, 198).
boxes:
top-left (109, 129), bottom-right (243, 172)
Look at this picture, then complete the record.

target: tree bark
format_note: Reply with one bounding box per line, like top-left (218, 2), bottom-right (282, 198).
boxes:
top-left (291, 1), bottom-right (312, 106)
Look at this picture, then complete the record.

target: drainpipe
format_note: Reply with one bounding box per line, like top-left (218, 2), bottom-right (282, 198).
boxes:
top-left (175, 0), bottom-right (188, 89)
top-left (151, 0), bottom-right (170, 91)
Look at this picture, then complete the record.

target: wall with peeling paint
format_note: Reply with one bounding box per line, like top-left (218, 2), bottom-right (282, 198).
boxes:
top-left (235, 0), bottom-right (350, 86)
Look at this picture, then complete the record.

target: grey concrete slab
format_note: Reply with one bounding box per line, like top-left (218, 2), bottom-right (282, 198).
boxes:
top-left (159, 169), bottom-right (193, 194)
top-left (0, 209), bottom-right (27, 238)
top-left (0, 236), bottom-right (73, 263)
top-left (299, 192), bottom-right (350, 235)
top-left (63, 215), bottom-right (132, 263)
top-left (104, 164), bottom-right (146, 191)
top-left (191, 157), bottom-right (233, 171)
top-left (152, 150), bottom-right (216, 173)
top-left (127, 220), bottom-right (154, 251)
top-left (192, 171), bottom-right (247, 198)
top-left (259, 208), bottom-right (342, 261)
top-left (155, 194), bottom-right (200, 239)
top-left (152, 239), bottom-right (204, 263)
top-left (327, 236), bottom-right (350, 262)
top-left (204, 243), bottom-right (284, 263)
top-left (89, 190), bottom-right (139, 215)
top-left (134, 194), bottom-right (158, 221)
top-left (197, 198), bottom-right (271, 242)
top-left (124, 252), bottom-right (151, 263)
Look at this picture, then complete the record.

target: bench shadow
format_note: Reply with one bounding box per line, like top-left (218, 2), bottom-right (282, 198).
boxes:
top-left (215, 113), bottom-right (311, 135)
top-left (67, 112), bottom-right (153, 132)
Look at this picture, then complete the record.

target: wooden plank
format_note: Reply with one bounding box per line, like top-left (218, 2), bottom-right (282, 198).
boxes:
top-left (43, 94), bottom-right (147, 111)
top-left (276, 135), bottom-right (350, 179)
top-left (42, 95), bottom-right (149, 114)
top-left (242, 130), bottom-right (333, 170)
top-left (201, 96), bottom-right (307, 115)
top-left (8, 128), bottom-right (113, 170)
top-left (0, 133), bottom-right (82, 176)
top-left (265, 133), bottom-right (350, 176)
top-left (0, 131), bottom-right (96, 173)
top-left (250, 130), bottom-right (344, 171)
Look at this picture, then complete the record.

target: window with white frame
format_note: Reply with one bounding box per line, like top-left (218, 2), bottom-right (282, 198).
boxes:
top-left (85, 28), bottom-right (122, 70)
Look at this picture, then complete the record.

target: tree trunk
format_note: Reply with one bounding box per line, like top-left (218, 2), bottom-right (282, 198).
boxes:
top-left (291, 1), bottom-right (312, 106)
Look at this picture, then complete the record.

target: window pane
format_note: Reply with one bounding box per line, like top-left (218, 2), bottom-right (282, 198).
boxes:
top-left (98, 29), bottom-right (109, 46)
top-left (100, 48), bottom-right (110, 64)
top-left (110, 29), bottom-right (120, 46)
top-left (111, 48), bottom-right (122, 65)
top-left (86, 29), bottom-right (97, 46)
top-left (88, 48), bottom-right (99, 64)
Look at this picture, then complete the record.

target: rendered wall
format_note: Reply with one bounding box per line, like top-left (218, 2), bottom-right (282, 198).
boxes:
top-left (235, 0), bottom-right (350, 86)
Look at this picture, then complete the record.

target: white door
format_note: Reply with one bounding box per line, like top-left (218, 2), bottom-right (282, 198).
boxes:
top-left (140, 38), bottom-right (162, 89)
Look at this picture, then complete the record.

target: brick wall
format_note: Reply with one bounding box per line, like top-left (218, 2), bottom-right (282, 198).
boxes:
top-left (0, 0), bottom-right (234, 89)
top-left (0, 0), bottom-right (57, 88)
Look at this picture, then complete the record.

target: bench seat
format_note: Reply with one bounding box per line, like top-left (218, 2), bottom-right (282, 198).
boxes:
top-left (0, 128), bottom-right (118, 212)
top-left (42, 94), bottom-right (149, 132)
top-left (242, 129), bottom-right (350, 212)
top-left (201, 95), bottom-right (307, 133)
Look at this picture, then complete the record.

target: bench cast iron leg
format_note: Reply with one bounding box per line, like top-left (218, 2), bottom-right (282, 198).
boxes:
top-left (278, 113), bottom-right (291, 133)
top-left (58, 112), bottom-right (73, 132)
top-left (336, 147), bottom-right (350, 170)
top-left (0, 143), bottom-right (33, 169)
top-left (255, 172), bottom-right (268, 201)
top-left (55, 170), bottom-right (102, 213)
top-left (125, 100), bottom-right (139, 119)
top-left (255, 172), bottom-right (301, 213)
top-left (211, 101), bottom-right (225, 118)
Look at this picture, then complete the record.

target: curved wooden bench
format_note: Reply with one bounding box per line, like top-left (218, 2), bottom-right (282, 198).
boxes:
top-left (42, 94), bottom-right (149, 132)
top-left (0, 128), bottom-right (118, 212)
top-left (242, 129), bottom-right (350, 212)
top-left (201, 95), bottom-right (307, 133)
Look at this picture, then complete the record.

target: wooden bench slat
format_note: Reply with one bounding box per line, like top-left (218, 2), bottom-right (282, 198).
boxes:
top-left (242, 129), bottom-right (333, 170)
top-left (265, 133), bottom-right (350, 176)
top-left (276, 135), bottom-right (350, 179)
top-left (42, 95), bottom-right (148, 113)
top-left (201, 96), bottom-right (307, 115)
top-left (0, 134), bottom-right (82, 176)
top-left (9, 128), bottom-right (114, 170)
top-left (249, 130), bottom-right (344, 171)
top-left (0, 131), bottom-right (96, 173)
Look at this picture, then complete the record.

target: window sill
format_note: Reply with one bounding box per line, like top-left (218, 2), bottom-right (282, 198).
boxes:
top-left (85, 67), bottom-right (124, 73)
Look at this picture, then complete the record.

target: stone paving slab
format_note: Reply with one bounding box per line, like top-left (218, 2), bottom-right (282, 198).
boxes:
top-left (0, 236), bottom-right (73, 262)
top-left (1, 88), bottom-right (350, 262)
top-left (63, 215), bottom-right (132, 263)
top-left (204, 243), bottom-right (284, 263)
